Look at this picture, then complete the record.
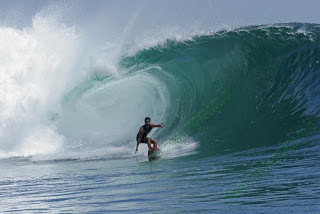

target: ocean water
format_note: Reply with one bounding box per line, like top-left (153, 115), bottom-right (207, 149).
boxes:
top-left (1, 1), bottom-right (320, 213)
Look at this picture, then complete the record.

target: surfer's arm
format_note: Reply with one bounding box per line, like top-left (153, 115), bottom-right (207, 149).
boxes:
top-left (151, 124), bottom-right (164, 128)
top-left (135, 127), bottom-right (144, 153)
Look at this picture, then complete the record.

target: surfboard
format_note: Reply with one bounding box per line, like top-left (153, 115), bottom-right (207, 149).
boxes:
top-left (148, 148), bottom-right (161, 161)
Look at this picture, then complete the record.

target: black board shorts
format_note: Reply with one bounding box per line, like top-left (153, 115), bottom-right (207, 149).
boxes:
top-left (136, 133), bottom-right (148, 144)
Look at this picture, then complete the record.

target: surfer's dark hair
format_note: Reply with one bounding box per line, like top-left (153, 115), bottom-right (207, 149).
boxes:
top-left (145, 117), bottom-right (151, 122)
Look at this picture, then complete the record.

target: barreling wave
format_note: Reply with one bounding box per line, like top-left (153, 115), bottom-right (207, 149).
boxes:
top-left (120, 23), bottom-right (320, 155)
top-left (1, 22), bottom-right (320, 160)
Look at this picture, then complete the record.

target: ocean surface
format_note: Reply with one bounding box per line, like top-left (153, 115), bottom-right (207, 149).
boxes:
top-left (1, 2), bottom-right (320, 213)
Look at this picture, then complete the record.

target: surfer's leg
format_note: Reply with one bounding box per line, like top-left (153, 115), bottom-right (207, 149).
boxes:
top-left (151, 139), bottom-right (158, 149)
top-left (146, 138), bottom-right (153, 151)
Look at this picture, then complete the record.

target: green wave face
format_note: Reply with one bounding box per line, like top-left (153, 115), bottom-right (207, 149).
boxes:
top-left (121, 23), bottom-right (320, 155)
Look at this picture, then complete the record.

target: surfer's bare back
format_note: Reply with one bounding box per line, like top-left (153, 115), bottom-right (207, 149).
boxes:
top-left (135, 117), bottom-right (164, 153)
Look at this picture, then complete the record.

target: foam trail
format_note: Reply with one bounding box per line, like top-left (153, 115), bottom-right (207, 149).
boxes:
top-left (160, 137), bottom-right (198, 159)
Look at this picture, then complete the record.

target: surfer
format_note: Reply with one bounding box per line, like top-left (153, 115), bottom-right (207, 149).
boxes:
top-left (135, 117), bottom-right (164, 154)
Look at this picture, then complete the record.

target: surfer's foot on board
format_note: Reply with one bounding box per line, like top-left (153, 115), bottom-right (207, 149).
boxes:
top-left (148, 147), bottom-right (160, 156)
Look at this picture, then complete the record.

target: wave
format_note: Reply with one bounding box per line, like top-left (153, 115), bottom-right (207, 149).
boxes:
top-left (1, 22), bottom-right (320, 160)
top-left (121, 23), bottom-right (320, 155)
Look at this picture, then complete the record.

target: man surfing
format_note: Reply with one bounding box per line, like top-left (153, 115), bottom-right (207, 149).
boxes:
top-left (135, 117), bottom-right (164, 155)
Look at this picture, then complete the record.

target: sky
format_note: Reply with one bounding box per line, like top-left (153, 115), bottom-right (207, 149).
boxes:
top-left (0, 0), bottom-right (320, 30)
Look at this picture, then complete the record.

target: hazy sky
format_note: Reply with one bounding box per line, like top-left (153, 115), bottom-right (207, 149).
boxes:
top-left (1, 0), bottom-right (320, 30)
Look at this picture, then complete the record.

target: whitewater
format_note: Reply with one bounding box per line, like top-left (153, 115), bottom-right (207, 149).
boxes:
top-left (1, 1), bottom-right (320, 213)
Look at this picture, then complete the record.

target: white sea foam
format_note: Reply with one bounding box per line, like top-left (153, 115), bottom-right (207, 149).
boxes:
top-left (160, 137), bottom-right (198, 159)
top-left (0, 16), bottom-right (83, 158)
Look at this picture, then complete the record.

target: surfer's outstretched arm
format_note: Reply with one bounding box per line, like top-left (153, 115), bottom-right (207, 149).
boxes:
top-left (135, 127), bottom-right (144, 153)
top-left (151, 124), bottom-right (164, 128)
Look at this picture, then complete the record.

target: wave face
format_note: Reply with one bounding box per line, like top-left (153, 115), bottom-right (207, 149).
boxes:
top-left (121, 23), bottom-right (320, 155)
top-left (1, 22), bottom-right (320, 159)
